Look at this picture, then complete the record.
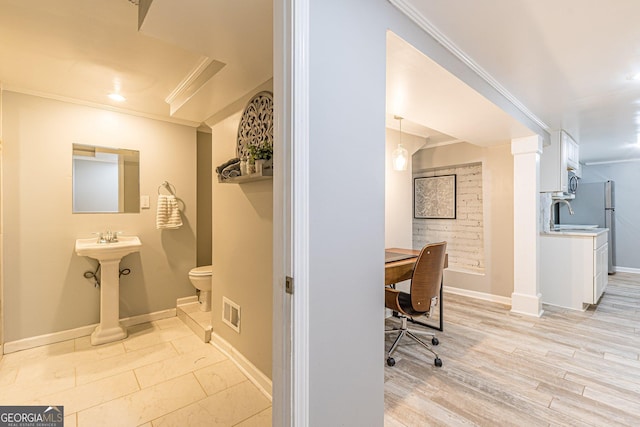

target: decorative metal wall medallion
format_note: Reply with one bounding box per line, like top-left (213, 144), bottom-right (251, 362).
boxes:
top-left (236, 91), bottom-right (274, 159)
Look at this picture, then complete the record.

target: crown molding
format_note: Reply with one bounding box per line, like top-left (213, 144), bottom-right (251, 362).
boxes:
top-left (388, 0), bottom-right (549, 132)
top-left (3, 85), bottom-right (201, 128)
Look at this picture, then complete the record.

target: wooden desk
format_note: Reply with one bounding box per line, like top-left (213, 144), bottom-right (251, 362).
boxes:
top-left (385, 248), bottom-right (420, 285)
top-left (385, 247), bottom-right (447, 332)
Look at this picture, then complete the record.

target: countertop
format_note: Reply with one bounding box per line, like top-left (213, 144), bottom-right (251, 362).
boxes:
top-left (541, 228), bottom-right (608, 237)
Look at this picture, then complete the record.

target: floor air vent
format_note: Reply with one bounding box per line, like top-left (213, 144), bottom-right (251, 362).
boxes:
top-left (222, 297), bottom-right (240, 333)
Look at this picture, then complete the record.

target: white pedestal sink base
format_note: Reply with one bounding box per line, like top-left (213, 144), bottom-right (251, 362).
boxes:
top-left (92, 257), bottom-right (127, 346)
top-left (75, 236), bottom-right (141, 346)
top-left (91, 324), bottom-right (127, 345)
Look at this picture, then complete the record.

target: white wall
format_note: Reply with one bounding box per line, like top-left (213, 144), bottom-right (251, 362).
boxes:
top-left (385, 128), bottom-right (426, 248)
top-left (579, 163), bottom-right (639, 270)
top-left (196, 131), bottom-right (212, 266)
top-left (306, 1), bottom-right (388, 424)
top-left (2, 92), bottom-right (197, 342)
top-left (0, 86), bottom-right (3, 357)
top-left (209, 85), bottom-right (273, 380)
top-left (287, 0), bottom-right (537, 423)
top-left (412, 142), bottom-right (514, 298)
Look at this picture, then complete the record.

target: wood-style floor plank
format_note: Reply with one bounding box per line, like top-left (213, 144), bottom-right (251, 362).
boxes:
top-left (385, 273), bottom-right (640, 426)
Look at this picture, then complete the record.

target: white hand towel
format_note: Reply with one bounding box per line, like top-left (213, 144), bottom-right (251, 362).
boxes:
top-left (156, 194), bottom-right (183, 229)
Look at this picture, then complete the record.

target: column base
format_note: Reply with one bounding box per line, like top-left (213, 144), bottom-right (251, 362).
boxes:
top-left (510, 292), bottom-right (543, 317)
top-left (91, 324), bottom-right (127, 346)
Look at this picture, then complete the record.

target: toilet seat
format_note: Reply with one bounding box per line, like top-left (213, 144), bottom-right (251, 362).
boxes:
top-left (189, 265), bottom-right (212, 277)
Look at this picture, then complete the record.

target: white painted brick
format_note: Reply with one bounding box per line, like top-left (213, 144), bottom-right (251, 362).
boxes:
top-left (413, 163), bottom-right (484, 273)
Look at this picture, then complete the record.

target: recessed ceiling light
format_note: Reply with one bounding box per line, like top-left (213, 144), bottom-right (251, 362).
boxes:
top-left (108, 93), bottom-right (126, 102)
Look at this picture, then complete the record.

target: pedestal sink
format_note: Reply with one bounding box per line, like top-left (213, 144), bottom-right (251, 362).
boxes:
top-left (75, 236), bottom-right (142, 345)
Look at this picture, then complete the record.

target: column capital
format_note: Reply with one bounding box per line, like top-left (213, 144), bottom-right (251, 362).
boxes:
top-left (511, 134), bottom-right (543, 156)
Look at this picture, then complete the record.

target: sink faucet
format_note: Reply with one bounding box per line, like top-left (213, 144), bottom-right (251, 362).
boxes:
top-left (550, 199), bottom-right (574, 230)
top-left (97, 231), bottom-right (119, 243)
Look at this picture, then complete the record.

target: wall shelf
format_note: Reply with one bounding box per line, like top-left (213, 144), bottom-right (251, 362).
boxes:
top-left (218, 171), bottom-right (273, 184)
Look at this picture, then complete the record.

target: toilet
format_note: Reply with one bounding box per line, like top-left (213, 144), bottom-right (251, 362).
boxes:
top-left (188, 265), bottom-right (212, 311)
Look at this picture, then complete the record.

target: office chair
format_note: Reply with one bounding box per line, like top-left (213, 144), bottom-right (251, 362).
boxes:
top-left (385, 241), bottom-right (447, 367)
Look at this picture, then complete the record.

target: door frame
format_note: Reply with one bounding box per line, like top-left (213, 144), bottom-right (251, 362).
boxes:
top-left (273, 0), bottom-right (309, 425)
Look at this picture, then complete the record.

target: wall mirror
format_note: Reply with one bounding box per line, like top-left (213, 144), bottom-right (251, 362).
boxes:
top-left (72, 144), bottom-right (140, 213)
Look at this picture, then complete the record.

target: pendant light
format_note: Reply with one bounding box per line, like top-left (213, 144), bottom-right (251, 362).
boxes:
top-left (392, 115), bottom-right (409, 171)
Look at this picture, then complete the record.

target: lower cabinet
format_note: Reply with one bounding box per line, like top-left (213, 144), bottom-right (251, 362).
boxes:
top-left (589, 239), bottom-right (608, 304)
top-left (540, 231), bottom-right (608, 310)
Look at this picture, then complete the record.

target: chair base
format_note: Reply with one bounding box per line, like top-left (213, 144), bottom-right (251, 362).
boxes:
top-left (385, 316), bottom-right (442, 367)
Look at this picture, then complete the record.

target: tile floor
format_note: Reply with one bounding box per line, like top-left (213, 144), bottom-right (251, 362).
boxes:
top-left (0, 317), bottom-right (271, 426)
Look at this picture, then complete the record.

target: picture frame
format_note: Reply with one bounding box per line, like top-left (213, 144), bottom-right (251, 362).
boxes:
top-left (414, 174), bottom-right (457, 219)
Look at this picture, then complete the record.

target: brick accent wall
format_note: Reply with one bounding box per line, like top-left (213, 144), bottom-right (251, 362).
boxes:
top-left (413, 163), bottom-right (485, 272)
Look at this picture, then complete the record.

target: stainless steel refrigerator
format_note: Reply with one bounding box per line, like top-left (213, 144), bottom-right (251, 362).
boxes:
top-left (559, 180), bottom-right (616, 274)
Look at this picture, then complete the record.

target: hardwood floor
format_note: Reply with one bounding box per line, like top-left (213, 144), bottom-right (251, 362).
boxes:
top-left (384, 272), bottom-right (640, 426)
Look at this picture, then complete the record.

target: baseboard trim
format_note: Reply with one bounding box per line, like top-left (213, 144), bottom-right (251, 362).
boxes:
top-left (209, 331), bottom-right (272, 402)
top-left (177, 295), bottom-right (198, 306)
top-left (444, 285), bottom-right (512, 306)
top-left (614, 266), bottom-right (640, 274)
top-left (3, 308), bottom-right (177, 354)
top-left (120, 308), bottom-right (177, 328)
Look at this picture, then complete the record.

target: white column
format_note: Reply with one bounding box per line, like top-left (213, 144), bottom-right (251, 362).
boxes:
top-left (511, 135), bottom-right (543, 317)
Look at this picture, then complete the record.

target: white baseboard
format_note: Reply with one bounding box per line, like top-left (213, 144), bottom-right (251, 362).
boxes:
top-left (4, 308), bottom-right (177, 354)
top-left (177, 295), bottom-right (198, 306)
top-left (444, 285), bottom-right (512, 306)
top-left (120, 308), bottom-right (176, 328)
top-left (209, 331), bottom-right (272, 402)
top-left (614, 266), bottom-right (640, 274)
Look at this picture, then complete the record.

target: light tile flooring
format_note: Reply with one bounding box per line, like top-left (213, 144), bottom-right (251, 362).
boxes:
top-left (0, 317), bottom-right (271, 426)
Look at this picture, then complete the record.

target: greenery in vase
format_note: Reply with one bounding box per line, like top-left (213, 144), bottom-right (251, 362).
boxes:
top-left (248, 142), bottom-right (273, 161)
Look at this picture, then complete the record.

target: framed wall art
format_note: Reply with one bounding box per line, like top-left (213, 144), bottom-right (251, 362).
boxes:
top-left (414, 174), bottom-right (456, 219)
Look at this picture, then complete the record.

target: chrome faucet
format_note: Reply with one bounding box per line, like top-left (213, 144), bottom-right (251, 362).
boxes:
top-left (97, 230), bottom-right (119, 243)
top-left (550, 199), bottom-right (574, 230)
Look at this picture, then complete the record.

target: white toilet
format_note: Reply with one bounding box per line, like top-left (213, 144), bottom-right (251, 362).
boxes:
top-left (188, 265), bottom-right (212, 311)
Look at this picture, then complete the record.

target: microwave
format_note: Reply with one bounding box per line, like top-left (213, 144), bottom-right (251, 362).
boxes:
top-left (568, 171), bottom-right (579, 194)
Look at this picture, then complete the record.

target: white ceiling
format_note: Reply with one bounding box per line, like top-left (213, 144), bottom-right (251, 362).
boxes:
top-left (2, 0), bottom-right (639, 163)
top-left (0, 0), bottom-right (272, 127)
top-left (399, 0), bottom-right (640, 163)
top-left (386, 32), bottom-right (534, 147)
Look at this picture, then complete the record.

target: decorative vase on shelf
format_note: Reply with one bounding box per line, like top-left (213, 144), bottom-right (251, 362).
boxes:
top-left (264, 158), bottom-right (273, 172)
top-left (255, 159), bottom-right (265, 175)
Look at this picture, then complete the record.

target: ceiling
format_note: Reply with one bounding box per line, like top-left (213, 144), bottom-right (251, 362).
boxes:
top-left (386, 32), bottom-right (534, 147)
top-left (396, 0), bottom-right (640, 163)
top-left (0, 0), bottom-right (272, 127)
top-left (1, 0), bottom-right (639, 163)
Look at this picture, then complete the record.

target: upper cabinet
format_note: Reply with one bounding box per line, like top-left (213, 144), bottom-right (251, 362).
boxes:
top-left (565, 134), bottom-right (579, 171)
top-left (541, 130), bottom-right (580, 193)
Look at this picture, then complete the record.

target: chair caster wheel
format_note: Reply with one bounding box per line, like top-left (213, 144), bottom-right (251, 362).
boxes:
top-left (432, 337), bottom-right (439, 346)
top-left (387, 357), bottom-right (396, 367)
top-left (434, 358), bottom-right (442, 367)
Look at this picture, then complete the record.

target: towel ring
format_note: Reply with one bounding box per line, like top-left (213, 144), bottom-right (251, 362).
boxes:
top-left (157, 181), bottom-right (177, 196)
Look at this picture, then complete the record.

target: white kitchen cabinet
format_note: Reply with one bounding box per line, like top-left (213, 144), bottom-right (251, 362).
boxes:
top-left (565, 134), bottom-right (580, 171)
top-left (540, 229), bottom-right (608, 310)
top-left (540, 130), bottom-right (579, 192)
top-left (589, 238), bottom-right (608, 304)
